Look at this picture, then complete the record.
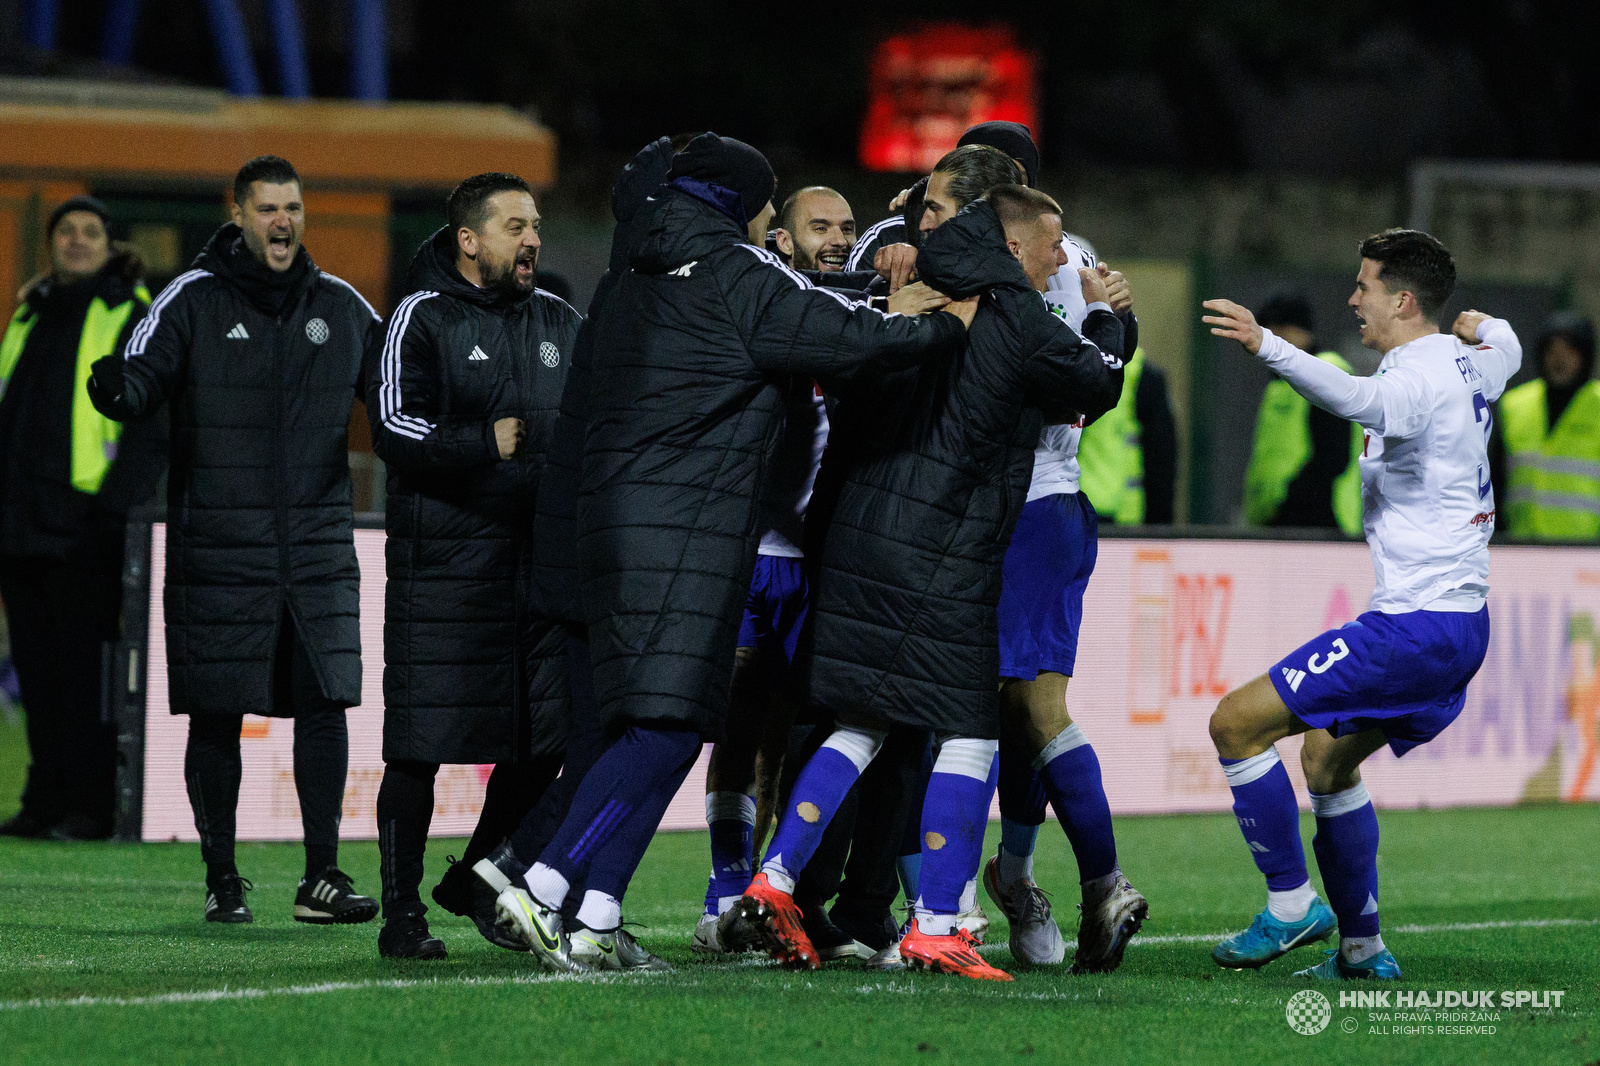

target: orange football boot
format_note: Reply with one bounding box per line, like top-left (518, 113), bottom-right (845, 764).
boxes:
top-left (737, 872), bottom-right (820, 970)
top-left (900, 918), bottom-right (1014, 982)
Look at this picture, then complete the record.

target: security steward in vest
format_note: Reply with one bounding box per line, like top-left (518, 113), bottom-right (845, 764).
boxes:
top-left (87, 156), bottom-right (383, 926)
top-left (1077, 346), bottom-right (1178, 524)
top-left (1243, 293), bottom-right (1363, 535)
top-left (1493, 312), bottom-right (1600, 541)
top-left (0, 196), bottom-right (165, 840)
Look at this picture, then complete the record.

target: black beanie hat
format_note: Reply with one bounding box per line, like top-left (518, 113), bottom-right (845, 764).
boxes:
top-left (48, 195), bottom-right (111, 237)
top-left (666, 132), bottom-right (776, 226)
top-left (957, 121), bottom-right (1040, 188)
top-left (1257, 291), bottom-right (1316, 333)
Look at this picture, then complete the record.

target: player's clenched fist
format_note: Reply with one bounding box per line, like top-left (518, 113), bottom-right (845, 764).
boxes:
top-left (1453, 310), bottom-right (1492, 344)
top-left (1202, 299), bottom-right (1265, 355)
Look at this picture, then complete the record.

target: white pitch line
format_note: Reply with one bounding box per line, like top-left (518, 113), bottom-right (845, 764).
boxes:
top-left (977, 915), bottom-right (1600, 954)
top-left (3, 916), bottom-right (1593, 1012)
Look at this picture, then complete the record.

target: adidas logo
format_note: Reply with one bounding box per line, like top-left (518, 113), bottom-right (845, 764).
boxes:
top-left (1281, 666), bottom-right (1307, 693)
top-left (1248, 840), bottom-right (1271, 853)
top-left (668, 261), bottom-right (697, 277)
top-left (467, 345), bottom-right (489, 361)
top-left (310, 880), bottom-right (341, 903)
top-left (226, 323), bottom-right (250, 340)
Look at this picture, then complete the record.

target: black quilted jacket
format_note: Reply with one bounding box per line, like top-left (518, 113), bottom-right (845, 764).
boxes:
top-left (578, 186), bottom-right (966, 741)
top-left (88, 224), bottom-right (379, 717)
top-left (368, 228), bottom-right (581, 763)
top-left (801, 200), bottom-right (1126, 738)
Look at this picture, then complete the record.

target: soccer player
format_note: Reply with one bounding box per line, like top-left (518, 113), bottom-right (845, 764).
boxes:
top-left (1201, 229), bottom-right (1520, 980)
top-left (985, 243), bottom-right (1150, 972)
top-left (773, 187), bottom-right (856, 272)
top-left (485, 134), bottom-right (974, 972)
top-left (742, 165), bottom-right (1126, 982)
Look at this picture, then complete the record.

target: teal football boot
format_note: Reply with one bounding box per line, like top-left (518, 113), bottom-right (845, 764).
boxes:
top-left (1295, 946), bottom-right (1402, 980)
top-left (1212, 898), bottom-right (1337, 969)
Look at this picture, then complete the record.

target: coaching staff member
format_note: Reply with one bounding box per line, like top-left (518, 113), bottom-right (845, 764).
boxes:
top-left (368, 173), bottom-right (580, 959)
top-left (88, 156), bottom-right (381, 926)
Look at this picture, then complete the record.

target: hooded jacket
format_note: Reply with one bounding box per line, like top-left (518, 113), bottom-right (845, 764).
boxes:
top-left (368, 228), bottom-right (582, 763)
top-left (88, 224), bottom-right (380, 716)
top-left (578, 186), bottom-right (967, 740)
top-left (0, 251), bottom-right (166, 562)
top-left (531, 137), bottom-right (675, 626)
top-left (802, 200), bottom-right (1125, 737)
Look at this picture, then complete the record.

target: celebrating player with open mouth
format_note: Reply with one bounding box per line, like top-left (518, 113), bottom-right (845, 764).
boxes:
top-left (1201, 229), bottom-right (1521, 980)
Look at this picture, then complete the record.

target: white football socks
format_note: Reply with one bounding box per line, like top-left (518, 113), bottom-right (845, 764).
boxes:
top-left (1266, 881), bottom-right (1318, 923)
top-left (1341, 934), bottom-right (1386, 964)
top-left (522, 862), bottom-right (569, 911)
top-left (576, 890), bottom-right (622, 932)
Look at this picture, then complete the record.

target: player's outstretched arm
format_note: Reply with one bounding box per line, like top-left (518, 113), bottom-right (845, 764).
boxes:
top-left (1203, 297), bottom-right (1404, 435)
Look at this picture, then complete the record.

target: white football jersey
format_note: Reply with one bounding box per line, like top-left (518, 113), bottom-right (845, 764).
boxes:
top-left (1260, 320), bottom-right (1522, 614)
top-left (1030, 235), bottom-right (1100, 501)
top-left (759, 383), bottom-right (829, 558)
top-left (1360, 324), bottom-right (1519, 613)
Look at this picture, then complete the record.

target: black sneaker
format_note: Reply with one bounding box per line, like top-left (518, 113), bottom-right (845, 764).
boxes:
top-left (464, 845), bottom-right (531, 951)
top-left (294, 866), bottom-right (379, 925)
top-left (431, 855), bottom-right (474, 917)
top-left (378, 913), bottom-right (447, 959)
top-left (830, 900), bottom-right (899, 952)
top-left (205, 874), bottom-right (255, 923)
top-left (798, 896), bottom-right (872, 962)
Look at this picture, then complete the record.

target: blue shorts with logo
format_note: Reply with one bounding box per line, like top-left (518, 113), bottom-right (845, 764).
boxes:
top-left (737, 554), bottom-right (810, 667)
top-left (997, 491), bottom-right (1098, 680)
top-left (1269, 607), bottom-right (1490, 757)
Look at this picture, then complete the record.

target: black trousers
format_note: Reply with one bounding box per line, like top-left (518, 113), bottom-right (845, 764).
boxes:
top-left (374, 627), bottom-right (589, 919)
top-left (376, 753), bottom-right (564, 918)
top-left (0, 555), bottom-right (121, 832)
top-left (183, 609), bottom-right (350, 879)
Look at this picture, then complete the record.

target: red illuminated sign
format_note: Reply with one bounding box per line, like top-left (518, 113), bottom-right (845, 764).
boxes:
top-left (859, 24), bottom-right (1039, 173)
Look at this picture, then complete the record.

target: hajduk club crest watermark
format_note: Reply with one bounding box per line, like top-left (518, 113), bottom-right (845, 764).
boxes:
top-left (305, 317), bottom-right (329, 345)
top-left (1286, 990), bottom-right (1332, 1035)
top-left (540, 341), bottom-right (560, 367)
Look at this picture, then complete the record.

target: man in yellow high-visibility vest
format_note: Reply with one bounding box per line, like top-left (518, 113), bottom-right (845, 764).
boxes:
top-left (1244, 293), bottom-right (1364, 535)
top-left (0, 196), bottom-right (165, 840)
top-left (1492, 312), bottom-right (1599, 541)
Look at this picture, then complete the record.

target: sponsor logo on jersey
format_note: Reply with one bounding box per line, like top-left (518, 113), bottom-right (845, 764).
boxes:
top-left (226, 323), bottom-right (250, 340)
top-left (468, 345), bottom-right (489, 361)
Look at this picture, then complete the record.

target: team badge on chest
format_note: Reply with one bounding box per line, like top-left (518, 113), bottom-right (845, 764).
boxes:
top-left (540, 341), bottom-right (560, 368)
top-left (305, 317), bottom-right (329, 345)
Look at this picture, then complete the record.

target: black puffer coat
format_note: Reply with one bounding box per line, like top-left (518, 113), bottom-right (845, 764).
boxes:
top-left (803, 201), bottom-right (1125, 738)
top-left (369, 229), bottom-right (581, 763)
top-left (579, 187), bottom-right (966, 741)
top-left (88, 225), bottom-right (379, 716)
top-left (531, 136), bottom-right (674, 626)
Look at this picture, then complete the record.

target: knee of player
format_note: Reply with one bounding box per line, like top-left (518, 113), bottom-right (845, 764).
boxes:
top-left (1208, 694), bottom-right (1249, 757)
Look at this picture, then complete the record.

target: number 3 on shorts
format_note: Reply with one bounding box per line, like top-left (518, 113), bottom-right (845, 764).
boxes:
top-left (1307, 637), bottom-right (1351, 675)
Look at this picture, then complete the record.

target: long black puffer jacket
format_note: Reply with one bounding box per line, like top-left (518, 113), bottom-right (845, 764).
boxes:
top-left (88, 224), bottom-right (380, 716)
top-left (802, 200), bottom-right (1125, 738)
top-left (369, 228), bottom-right (581, 764)
top-left (530, 136), bottom-right (674, 626)
top-left (578, 186), bottom-right (967, 741)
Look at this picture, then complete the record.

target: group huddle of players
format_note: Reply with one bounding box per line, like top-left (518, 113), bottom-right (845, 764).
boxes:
top-left (446, 121), bottom-right (1518, 984)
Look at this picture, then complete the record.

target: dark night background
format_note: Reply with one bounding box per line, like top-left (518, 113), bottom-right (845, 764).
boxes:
top-left (4, 0), bottom-right (1597, 197)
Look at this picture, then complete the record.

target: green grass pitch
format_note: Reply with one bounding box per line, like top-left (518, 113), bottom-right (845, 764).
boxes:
top-left (1, 786), bottom-right (1595, 1066)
